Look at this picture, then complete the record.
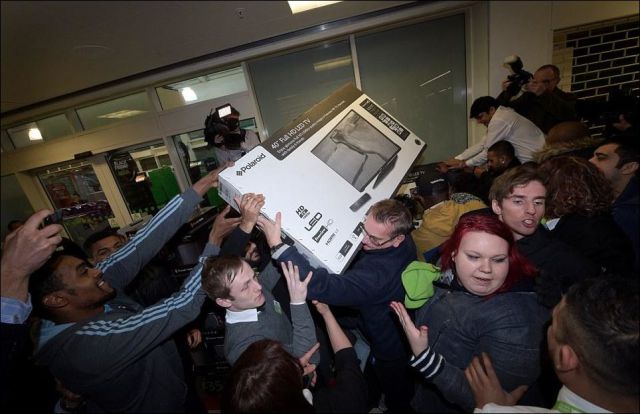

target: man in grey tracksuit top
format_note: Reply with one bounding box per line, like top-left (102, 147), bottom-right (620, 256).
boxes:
top-left (31, 167), bottom-right (229, 413)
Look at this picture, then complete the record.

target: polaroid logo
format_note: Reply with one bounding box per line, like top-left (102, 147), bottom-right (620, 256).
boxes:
top-left (236, 153), bottom-right (266, 176)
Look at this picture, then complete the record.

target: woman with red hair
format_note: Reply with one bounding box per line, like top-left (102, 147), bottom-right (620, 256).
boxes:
top-left (391, 213), bottom-right (548, 412)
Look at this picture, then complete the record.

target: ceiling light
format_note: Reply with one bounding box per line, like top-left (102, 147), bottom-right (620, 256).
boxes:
top-left (288, 1), bottom-right (341, 14)
top-left (313, 56), bottom-right (352, 72)
top-left (98, 110), bottom-right (147, 119)
top-left (181, 87), bottom-right (198, 102)
top-left (28, 128), bottom-right (43, 141)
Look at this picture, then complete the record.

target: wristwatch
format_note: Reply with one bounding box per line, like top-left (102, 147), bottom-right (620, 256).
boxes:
top-left (270, 242), bottom-right (287, 254)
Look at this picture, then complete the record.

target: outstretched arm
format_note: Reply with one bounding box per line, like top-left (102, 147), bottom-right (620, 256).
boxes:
top-left (313, 300), bottom-right (351, 353)
top-left (2, 210), bottom-right (63, 304)
top-left (220, 193), bottom-right (265, 257)
top-left (281, 261), bottom-right (318, 363)
top-left (99, 162), bottom-right (232, 289)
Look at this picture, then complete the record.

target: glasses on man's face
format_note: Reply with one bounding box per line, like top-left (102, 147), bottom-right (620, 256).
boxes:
top-left (358, 223), bottom-right (395, 247)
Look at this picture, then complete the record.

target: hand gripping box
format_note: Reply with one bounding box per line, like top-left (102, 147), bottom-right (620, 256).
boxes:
top-left (218, 84), bottom-right (426, 274)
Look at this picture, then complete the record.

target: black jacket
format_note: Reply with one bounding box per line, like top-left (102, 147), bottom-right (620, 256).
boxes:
top-left (517, 226), bottom-right (601, 307)
top-left (548, 213), bottom-right (635, 278)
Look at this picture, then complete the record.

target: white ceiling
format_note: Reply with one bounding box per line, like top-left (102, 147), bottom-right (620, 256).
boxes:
top-left (1, 1), bottom-right (414, 115)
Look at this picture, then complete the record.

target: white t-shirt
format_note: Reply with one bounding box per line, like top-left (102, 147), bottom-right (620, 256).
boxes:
top-left (456, 106), bottom-right (545, 167)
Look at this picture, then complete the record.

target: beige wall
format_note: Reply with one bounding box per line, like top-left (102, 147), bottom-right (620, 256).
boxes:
top-left (551, 1), bottom-right (639, 30)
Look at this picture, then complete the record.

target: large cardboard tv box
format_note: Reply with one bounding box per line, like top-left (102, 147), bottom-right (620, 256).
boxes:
top-left (218, 84), bottom-right (426, 274)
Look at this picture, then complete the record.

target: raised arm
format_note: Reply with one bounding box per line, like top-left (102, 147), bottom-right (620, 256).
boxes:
top-left (313, 301), bottom-right (350, 353)
top-left (2, 210), bottom-right (63, 304)
top-left (69, 243), bottom-right (216, 377)
top-left (281, 261), bottom-right (318, 363)
top-left (220, 193), bottom-right (265, 257)
top-left (99, 162), bottom-right (232, 289)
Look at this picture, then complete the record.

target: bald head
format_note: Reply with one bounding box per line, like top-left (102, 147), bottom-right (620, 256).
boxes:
top-left (546, 121), bottom-right (590, 145)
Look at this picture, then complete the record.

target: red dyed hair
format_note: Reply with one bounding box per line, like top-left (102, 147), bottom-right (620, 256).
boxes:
top-left (441, 213), bottom-right (537, 294)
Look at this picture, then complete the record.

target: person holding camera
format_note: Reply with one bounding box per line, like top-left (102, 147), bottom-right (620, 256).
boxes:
top-left (499, 64), bottom-right (577, 134)
top-left (204, 104), bottom-right (260, 163)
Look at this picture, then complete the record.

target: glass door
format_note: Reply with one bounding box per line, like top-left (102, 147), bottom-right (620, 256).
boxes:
top-left (38, 161), bottom-right (115, 247)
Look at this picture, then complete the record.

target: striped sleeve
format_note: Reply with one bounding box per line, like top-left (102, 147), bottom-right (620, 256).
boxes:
top-left (410, 346), bottom-right (445, 380)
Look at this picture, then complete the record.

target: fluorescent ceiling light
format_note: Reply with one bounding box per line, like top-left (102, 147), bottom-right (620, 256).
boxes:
top-left (288, 1), bottom-right (340, 14)
top-left (313, 56), bottom-right (352, 72)
top-left (181, 87), bottom-right (198, 102)
top-left (98, 109), bottom-right (147, 119)
top-left (28, 128), bottom-right (43, 140)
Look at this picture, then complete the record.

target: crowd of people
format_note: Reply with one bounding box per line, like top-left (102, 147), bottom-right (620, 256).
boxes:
top-left (1, 63), bottom-right (638, 414)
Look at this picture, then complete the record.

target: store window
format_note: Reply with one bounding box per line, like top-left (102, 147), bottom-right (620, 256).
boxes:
top-left (248, 39), bottom-right (355, 137)
top-left (6, 114), bottom-right (74, 149)
top-left (38, 162), bottom-right (115, 247)
top-left (76, 91), bottom-right (152, 130)
top-left (156, 66), bottom-right (248, 111)
top-left (355, 13), bottom-right (468, 164)
top-left (172, 129), bottom-right (225, 208)
top-left (108, 141), bottom-right (181, 219)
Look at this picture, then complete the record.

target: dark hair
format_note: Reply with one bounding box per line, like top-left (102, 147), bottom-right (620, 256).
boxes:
top-left (201, 255), bottom-right (243, 301)
top-left (489, 164), bottom-right (545, 203)
top-left (469, 96), bottom-right (499, 118)
top-left (440, 214), bottom-right (537, 294)
top-left (539, 156), bottom-right (613, 218)
top-left (536, 64), bottom-right (560, 79)
top-left (415, 174), bottom-right (448, 198)
top-left (448, 170), bottom-right (481, 196)
top-left (557, 277), bottom-right (639, 396)
top-left (222, 339), bottom-right (314, 414)
top-left (83, 227), bottom-right (123, 254)
top-left (28, 253), bottom-right (69, 317)
top-left (605, 136), bottom-right (640, 169)
top-left (488, 140), bottom-right (516, 159)
top-left (367, 199), bottom-right (413, 237)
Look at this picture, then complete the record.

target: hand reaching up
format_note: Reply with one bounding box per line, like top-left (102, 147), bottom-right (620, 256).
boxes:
top-left (234, 193), bottom-right (265, 233)
top-left (209, 205), bottom-right (241, 246)
top-left (389, 301), bottom-right (429, 357)
top-left (281, 261), bottom-right (312, 304)
top-left (1, 209), bottom-right (63, 301)
top-left (256, 212), bottom-right (282, 248)
top-left (192, 161), bottom-right (233, 196)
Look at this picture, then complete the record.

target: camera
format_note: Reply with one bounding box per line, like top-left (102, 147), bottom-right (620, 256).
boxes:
top-left (204, 104), bottom-right (242, 148)
top-left (41, 209), bottom-right (64, 228)
top-left (503, 55), bottom-right (533, 98)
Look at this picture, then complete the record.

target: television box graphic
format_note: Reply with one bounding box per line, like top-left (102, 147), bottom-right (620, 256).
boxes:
top-left (218, 84), bottom-right (426, 274)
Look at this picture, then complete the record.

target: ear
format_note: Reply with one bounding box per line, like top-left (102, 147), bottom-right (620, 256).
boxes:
top-left (215, 297), bottom-right (232, 309)
top-left (491, 199), bottom-right (502, 215)
top-left (88, 257), bottom-right (97, 266)
top-left (43, 293), bottom-right (68, 309)
top-left (555, 344), bottom-right (580, 373)
top-left (620, 161), bottom-right (639, 176)
top-left (391, 234), bottom-right (405, 248)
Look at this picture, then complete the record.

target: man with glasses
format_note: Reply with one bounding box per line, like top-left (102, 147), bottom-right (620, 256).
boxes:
top-left (258, 199), bottom-right (417, 413)
top-left (499, 64), bottom-right (577, 134)
top-left (444, 96), bottom-right (545, 170)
